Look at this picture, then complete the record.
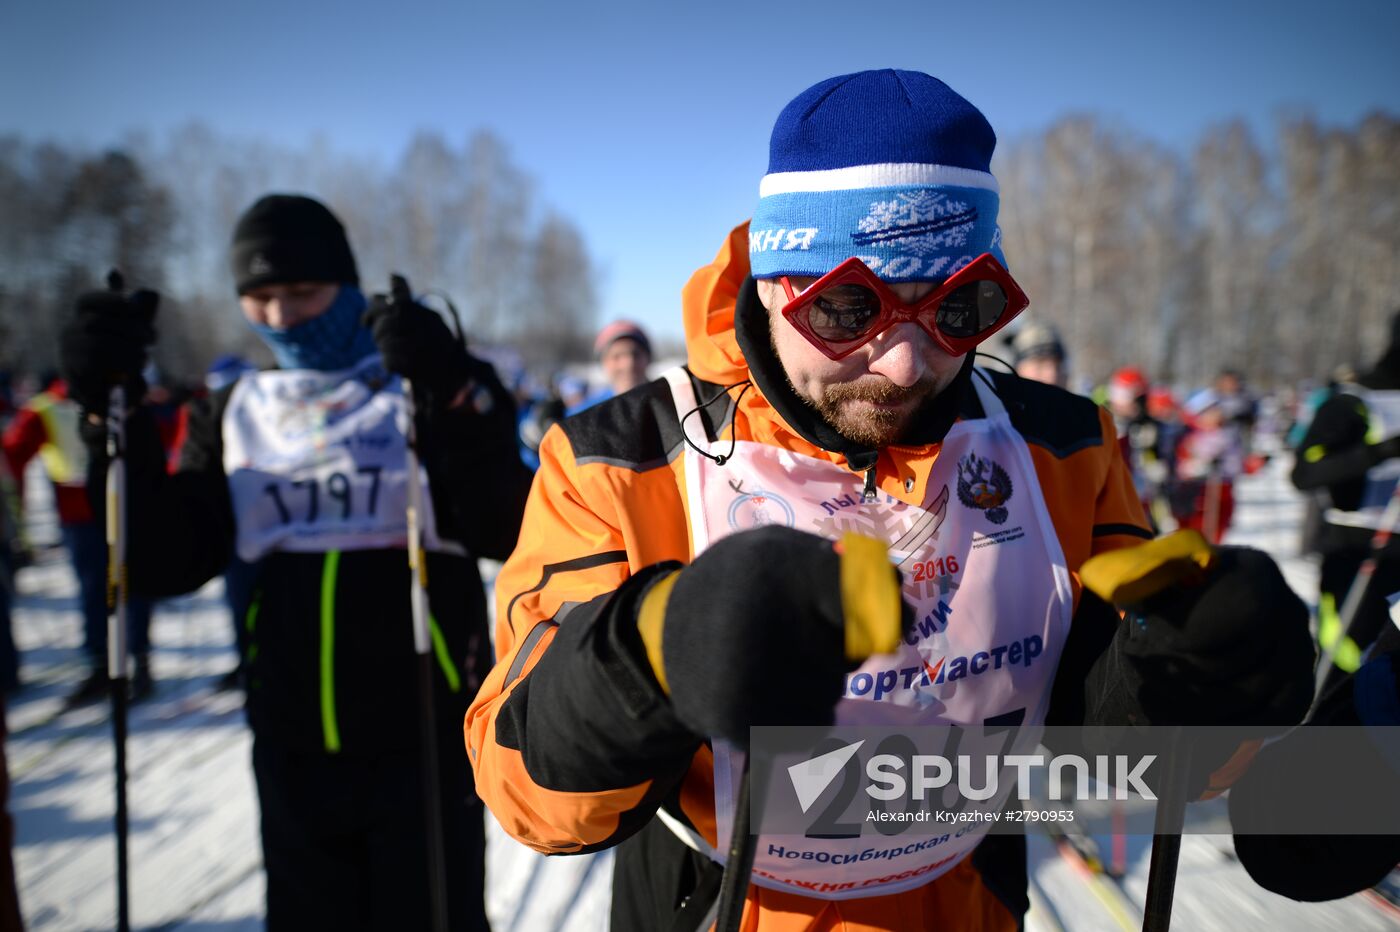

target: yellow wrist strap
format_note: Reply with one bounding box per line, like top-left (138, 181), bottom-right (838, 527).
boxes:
top-left (838, 532), bottom-right (902, 661)
top-left (637, 570), bottom-right (681, 694)
top-left (1079, 529), bottom-right (1215, 605)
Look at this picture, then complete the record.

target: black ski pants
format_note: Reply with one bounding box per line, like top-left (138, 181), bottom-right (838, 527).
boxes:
top-left (252, 734), bottom-right (489, 931)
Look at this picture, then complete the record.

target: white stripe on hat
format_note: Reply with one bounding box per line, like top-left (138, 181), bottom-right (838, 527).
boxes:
top-left (758, 162), bottom-right (999, 197)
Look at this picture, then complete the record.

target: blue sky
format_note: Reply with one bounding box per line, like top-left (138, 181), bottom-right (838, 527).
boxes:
top-left (3, 0), bottom-right (1399, 344)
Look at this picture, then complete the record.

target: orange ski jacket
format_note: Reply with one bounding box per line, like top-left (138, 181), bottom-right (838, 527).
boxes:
top-left (467, 223), bottom-right (1153, 931)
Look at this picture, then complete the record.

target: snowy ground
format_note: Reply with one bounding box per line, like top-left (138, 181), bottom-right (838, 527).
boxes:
top-left (4, 455), bottom-right (1398, 930)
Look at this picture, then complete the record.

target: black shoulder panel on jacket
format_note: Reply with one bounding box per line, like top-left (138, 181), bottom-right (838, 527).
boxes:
top-left (560, 370), bottom-right (724, 472)
top-left (985, 369), bottom-right (1105, 459)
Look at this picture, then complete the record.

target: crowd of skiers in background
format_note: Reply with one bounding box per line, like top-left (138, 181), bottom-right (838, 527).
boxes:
top-left (1003, 317), bottom-right (1272, 545)
top-left (0, 311), bottom-right (1386, 706)
top-left (0, 236), bottom-right (1396, 930)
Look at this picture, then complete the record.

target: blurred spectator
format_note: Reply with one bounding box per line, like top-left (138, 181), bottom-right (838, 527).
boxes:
top-left (567, 320), bottom-right (653, 416)
top-left (1106, 366), bottom-right (1171, 528)
top-left (1171, 392), bottom-right (1247, 543)
top-left (1212, 368), bottom-right (1259, 452)
top-left (1289, 363), bottom-right (1357, 449)
top-left (1007, 317), bottom-right (1067, 388)
top-left (594, 319), bottom-right (652, 396)
top-left (1292, 311), bottom-right (1400, 693)
top-left (1, 373), bottom-right (154, 703)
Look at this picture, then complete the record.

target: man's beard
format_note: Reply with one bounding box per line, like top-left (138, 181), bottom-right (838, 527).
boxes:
top-left (766, 314), bottom-right (946, 447)
top-left (804, 376), bottom-right (940, 447)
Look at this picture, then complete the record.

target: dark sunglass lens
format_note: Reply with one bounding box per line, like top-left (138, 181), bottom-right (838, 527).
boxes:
top-left (937, 280), bottom-right (1007, 338)
top-left (806, 284), bottom-right (881, 343)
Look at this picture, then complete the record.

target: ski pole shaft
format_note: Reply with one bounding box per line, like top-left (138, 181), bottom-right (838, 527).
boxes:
top-left (715, 755), bottom-right (757, 932)
top-left (1142, 728), bottom-right (1190, 932)
top-left (416, 648), bottom-right (448, 931)
top-left (402, 370), bottom-right (450, 932)
top-left (105, 384), bottom-right (131, 932)
top-left (1313, 480), bottom-right (1400, 702)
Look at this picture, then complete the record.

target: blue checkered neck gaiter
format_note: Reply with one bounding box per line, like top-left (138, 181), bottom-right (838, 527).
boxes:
top-left (250, 285), bottom-right (378, 372)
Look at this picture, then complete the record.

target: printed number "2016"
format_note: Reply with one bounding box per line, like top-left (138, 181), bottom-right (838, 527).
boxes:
top-left (262, 466), bottom-right (383, 525)
top-left (910, 556), bottom-right (959, 582)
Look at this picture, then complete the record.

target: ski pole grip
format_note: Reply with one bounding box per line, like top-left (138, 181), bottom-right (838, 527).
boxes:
top-left (1079, 529), bottom-right (1215, 607)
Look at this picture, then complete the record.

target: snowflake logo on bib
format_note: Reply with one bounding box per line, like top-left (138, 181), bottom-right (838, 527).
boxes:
top-left (851, 190), bottom-right (978, 257)
top-left (956, 452), bottom-right (1013, 525)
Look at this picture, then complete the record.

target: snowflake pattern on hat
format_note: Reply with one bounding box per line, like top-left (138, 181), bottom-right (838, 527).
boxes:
top-left (853, 191), bottom-right (977, 257)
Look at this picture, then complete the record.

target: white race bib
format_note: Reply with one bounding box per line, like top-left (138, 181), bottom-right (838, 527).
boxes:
top-left (222, 355), bottom-right (464, 562)
top-left (664, 368), bottom-right (1073, 900)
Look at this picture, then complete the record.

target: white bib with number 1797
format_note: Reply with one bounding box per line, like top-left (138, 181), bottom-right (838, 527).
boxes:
top-left (222, 355), bottom-right (461, 562)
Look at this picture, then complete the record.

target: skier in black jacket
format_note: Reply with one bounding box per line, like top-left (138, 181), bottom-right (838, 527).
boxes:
top-left (1292, 310), bottom-right (1400, 693)
top-left (60, 194), bottom-right (532, 930)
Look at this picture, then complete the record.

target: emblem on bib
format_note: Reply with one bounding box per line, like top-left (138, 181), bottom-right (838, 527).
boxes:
top-left (727, 481), bottom-right (796, 530)
top-left (956, 452), bottom-right (1013, 525)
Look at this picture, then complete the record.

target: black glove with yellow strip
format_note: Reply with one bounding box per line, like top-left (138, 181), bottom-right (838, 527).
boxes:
top-left (635, 525), bottom-right (907, 745)
top-left (1080, 530), bottom-right (1315, 728)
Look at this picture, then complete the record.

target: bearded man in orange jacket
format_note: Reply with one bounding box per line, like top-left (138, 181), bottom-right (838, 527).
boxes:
top-left (467, 70), bottom-right (1315, 930)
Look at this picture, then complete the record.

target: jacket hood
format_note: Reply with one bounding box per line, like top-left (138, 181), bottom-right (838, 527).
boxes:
top-left (681, 221), bottom-right (753, 387)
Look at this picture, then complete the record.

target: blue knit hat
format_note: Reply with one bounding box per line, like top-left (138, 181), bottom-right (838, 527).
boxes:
top-left (750, 70), bottom-right (1004, 283)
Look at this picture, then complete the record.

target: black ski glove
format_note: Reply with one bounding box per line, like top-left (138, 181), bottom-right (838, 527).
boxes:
top-left (1230, 626), bottom-right (1400, 901)
top-left (363, 274), bottom-right (471, 407)
top-left (634, 525), bottom-right (908, 745)
top-left (58, 271), bottom-right (158, 415)
top-left (1109, 546), bottom-right (1315, 727)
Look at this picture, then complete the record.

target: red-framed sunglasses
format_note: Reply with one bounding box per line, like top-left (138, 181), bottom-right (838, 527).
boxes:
top-left (779, 253), bottom-right (1029, 361)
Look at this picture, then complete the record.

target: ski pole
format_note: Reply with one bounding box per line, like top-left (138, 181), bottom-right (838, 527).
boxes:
top-left (715, 757), bottom-right (757, 932)
top-left (105, 381), bottom-right (132, 932)
top-left (714, 533), bottom-right (903, 932)
top-left (1142, 729), bottom-right (1190, 932)
top-left (1080, 529), bottom-right (1219, 932)
top-left (1312, 479), bottom-right (1400, 705)
top-left (393, 274), bottom-right (450, 932)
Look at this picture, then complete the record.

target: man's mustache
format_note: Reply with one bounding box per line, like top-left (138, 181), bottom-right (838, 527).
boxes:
top-left (822, 376), bottom-right (938, 407)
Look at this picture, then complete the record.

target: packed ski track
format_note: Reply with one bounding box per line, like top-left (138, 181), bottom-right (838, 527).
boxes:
top-left (4, 455), bottom-right (1396, 930)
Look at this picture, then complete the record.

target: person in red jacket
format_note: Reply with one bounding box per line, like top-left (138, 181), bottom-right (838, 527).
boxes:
top-left (2, 373), bottom-right (154, 701)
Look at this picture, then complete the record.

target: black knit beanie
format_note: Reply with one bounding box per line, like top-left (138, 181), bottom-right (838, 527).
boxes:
top-left (229, 194), bottom-right (359, 294)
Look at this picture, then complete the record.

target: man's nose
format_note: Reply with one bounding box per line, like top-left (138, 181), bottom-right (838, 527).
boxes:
top-left (865, 322), bottom-right (937, 387)
top-left (264, 300), bottom-right (288, 329)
